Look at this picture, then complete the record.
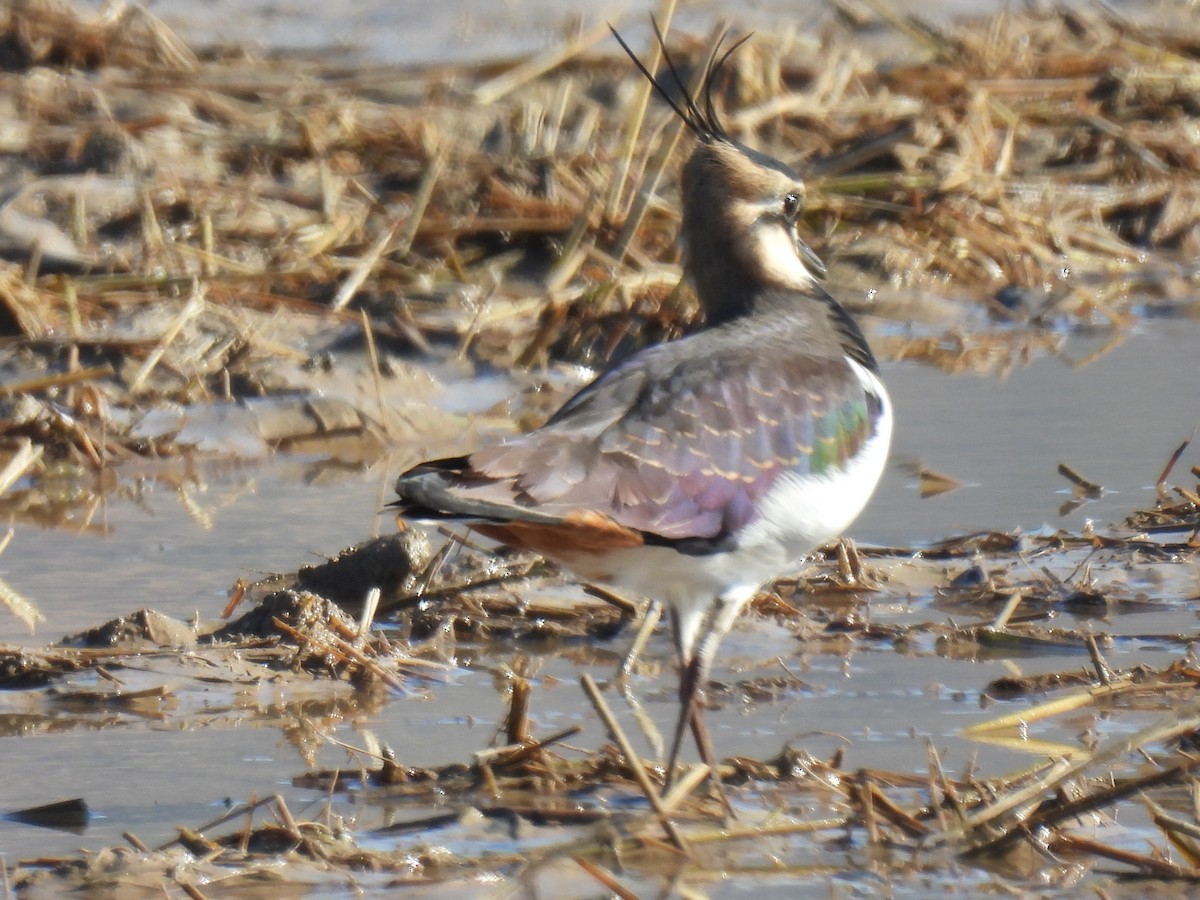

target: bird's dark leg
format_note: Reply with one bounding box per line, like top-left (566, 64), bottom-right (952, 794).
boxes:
top-left (663, 650), bottom-right (701, 792)
top-left (664, 603), bottom-right (738, 819)
top-left (691, 706), bottom-right (736, 821)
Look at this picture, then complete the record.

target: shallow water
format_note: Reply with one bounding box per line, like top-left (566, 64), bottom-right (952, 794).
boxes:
top-left (3, 316), bottom-right (1199, 865)
top-left (865, 317), bottom-right (1200, 545)
top-left (147, 0), bottom-right (1168, 66)
top-left (4, 318), bottom-right (1198, 647)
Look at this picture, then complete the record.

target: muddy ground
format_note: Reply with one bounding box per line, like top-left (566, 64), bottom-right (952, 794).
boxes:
top-left (2, 0), bottom-right (1200, 896)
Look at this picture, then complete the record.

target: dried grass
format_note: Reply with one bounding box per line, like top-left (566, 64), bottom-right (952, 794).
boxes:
top-left (1, 1), bottom-right (1199, 486)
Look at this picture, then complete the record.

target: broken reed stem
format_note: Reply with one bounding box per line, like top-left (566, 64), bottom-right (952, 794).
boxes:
top-left (610, 114), bottom-right (687, 264)
top-left (1152, 803), bottom-right (1200, 844)
top-left (1057, 462), bottom-right (1103, 497)
top-left (866, 781), bottom-right (930, 838)
top-left (272, 793), bottom-right (303, 842)
top-left (685, 816), bottom-right (850, 845)
top-left (392, 143), bottom-right (447, 259)
top-left (856, 773), bottom-right (880, 845)
top-left (620, 599), bottom-right (662, 676)
top-left (1147, 797), bottom-right (1200, 867)
top-left (951, 711), bottom-right (1200, 849)
top-left (1157, 430), bottom-right (1196, 490)
top-left (1083, 632), bottom-right (1114, 684)
top-left (201, 213), bottom-right (215, 277)
top-left (220, 579), bottom-right (247, 619)
top-left (989, 590), bottom-right (1023, 630)
top-left (331, 218), bottom-right (399, 311)
top-left (357, 586), bottom-right (381, 638)
top-left (573, 857), bottom-right (640, 900)
top-left (360, 309), bottom-right (393, 440)
top-left (0, 365), bottom-right (114, 398)
top-left (154, 795), bottom-right (279, 852)
top-left (303, 132), bottom-right (445, 311)
top-left (660, 764), bottom-right (714, 815)
top-left (997, 755), bottom-right (1200, 848)
top-left (0, 438), bottom-right (43, 498)
top-left (474, 725), bottom-right (583, 769)
top-left (122, 831), bottom-right (151, 852)
top-left (0, 575), bottom-right (47, 632)
top-left (270, 616), bottom-right (409, 690)
top-left (129, 284), bottom-right (206, 394)
top-left (582, 584), bottom-right (641, 617)
top-left (579, 673), bottom-right (690, 853)
top-left (239, 793), bottom-right (257, 854)
top-left (604, 0), bottom-right (679, 221)
top-left (1050, 833), bottom-right (1200, 880)
top-left (964, 678), bottom-right (1200, 737)
top-left (505, 667), bottom-right (532, 745)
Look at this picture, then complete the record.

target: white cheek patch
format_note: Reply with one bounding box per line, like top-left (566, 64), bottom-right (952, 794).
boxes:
top-left (748, 222), bottom-right (816, 290)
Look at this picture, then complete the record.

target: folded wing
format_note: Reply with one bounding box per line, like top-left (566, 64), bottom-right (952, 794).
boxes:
top-left (395, 341), bottom-right (883, 553)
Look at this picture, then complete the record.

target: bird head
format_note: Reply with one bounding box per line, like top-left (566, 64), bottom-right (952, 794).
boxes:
top-left (611, 22), bottom-right (827, 324)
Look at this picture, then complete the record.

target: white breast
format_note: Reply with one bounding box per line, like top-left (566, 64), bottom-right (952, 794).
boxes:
top-left (736, 360), bottom-right (892, 556)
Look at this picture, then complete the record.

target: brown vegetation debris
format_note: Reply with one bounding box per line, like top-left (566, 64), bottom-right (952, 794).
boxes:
top-left (0, 1), bottom-right (1198, 491)
top-left (0, 645), bottom-right (90, 688)
top-left (1, 0), bottom-right (197, 73)
top-left (1126, 444), bottom-right (1200, 536)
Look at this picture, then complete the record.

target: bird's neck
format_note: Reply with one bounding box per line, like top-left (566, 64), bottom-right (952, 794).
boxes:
top-left (687, 265), bottom-right (759, 327)
top-left (685, 222), bottom-right (811, 324)
top-left (685, 243), bottom-right (879, 373)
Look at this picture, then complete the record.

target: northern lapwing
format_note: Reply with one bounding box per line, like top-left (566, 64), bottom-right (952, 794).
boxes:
top-left (393, 22), bottom-right (892, 798)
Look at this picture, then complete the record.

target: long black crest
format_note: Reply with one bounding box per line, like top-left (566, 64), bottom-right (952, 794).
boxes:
top-left (609, 18), bottom-right (751, 143)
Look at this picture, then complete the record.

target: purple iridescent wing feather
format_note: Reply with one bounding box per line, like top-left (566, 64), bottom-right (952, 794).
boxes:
top-left (468, 344), bottom-right (882, 545)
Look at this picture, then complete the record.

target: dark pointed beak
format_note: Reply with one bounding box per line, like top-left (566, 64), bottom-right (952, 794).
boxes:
top-left (796, 235), bottom-right (827, 280)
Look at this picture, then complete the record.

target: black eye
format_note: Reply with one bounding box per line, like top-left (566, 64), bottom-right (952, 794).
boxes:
top-left (782, 192), bottom-right (800, 221)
